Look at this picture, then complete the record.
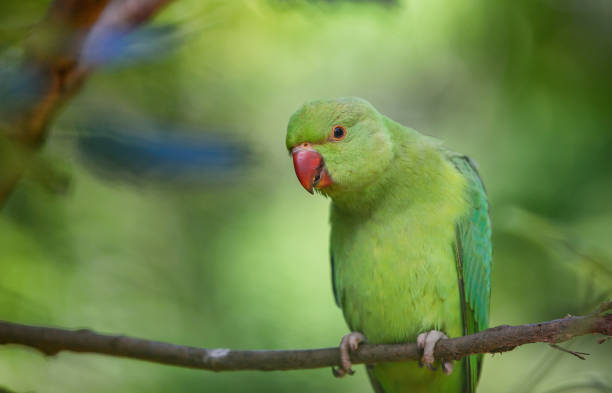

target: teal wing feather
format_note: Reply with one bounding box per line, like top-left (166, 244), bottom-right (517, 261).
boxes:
top-left (450, 154), bottom-right (492, 392)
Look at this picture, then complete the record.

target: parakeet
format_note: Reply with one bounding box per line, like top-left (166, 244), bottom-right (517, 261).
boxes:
top-left (286, 97), bottom-right (491, 393)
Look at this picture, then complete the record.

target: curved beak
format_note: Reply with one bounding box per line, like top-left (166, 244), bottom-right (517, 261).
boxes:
top-left (291, 147), bottom-right (333, 194)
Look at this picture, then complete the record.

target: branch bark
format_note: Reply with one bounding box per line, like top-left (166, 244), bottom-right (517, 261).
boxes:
top-left (0, 303), bottom-right (610, 372)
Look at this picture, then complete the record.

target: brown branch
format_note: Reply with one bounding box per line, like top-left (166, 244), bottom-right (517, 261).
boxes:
top-left (0, 303), bottom-right (610, 372)
top-left (0, 0), bottom-right (173, 208)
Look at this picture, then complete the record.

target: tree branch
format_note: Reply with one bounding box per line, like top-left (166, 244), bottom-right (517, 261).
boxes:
top-left (0, 303), bottom-right (610, 372)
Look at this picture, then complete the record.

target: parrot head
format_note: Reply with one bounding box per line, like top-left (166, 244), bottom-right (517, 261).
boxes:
top-left (286, 97), bottom-right (394, 197)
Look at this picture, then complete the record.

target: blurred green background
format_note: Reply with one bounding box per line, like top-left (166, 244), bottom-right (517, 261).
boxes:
top-left (1, 0), bottom-right (611, 392)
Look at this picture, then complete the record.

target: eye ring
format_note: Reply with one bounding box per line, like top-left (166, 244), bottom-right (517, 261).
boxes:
top-left (331, 125), bottom-right (346, 141)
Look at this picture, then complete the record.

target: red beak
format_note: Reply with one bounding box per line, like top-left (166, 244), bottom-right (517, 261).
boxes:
top-left (292, 148), bottom-right (333, 194)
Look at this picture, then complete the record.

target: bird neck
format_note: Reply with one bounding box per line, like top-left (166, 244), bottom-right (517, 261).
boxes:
top-left (329, 117), bottom-right (444, 216)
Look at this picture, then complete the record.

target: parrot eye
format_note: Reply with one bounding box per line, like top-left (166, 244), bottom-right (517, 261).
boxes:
top-left (331, 125), bottom-right (346, 141)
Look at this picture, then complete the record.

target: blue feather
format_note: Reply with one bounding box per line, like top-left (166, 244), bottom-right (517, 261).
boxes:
top-left (73, 115), bottom-right (248, 184)
top-left (80, 25), bottom-right (181, 68)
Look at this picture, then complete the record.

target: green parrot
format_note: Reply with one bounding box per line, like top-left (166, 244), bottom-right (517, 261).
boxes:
top-left (286, 97), bottom-right (491, 393)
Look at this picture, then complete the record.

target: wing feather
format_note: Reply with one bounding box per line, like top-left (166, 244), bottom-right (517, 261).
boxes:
top-left (450, 153), bottom-right (492, 392)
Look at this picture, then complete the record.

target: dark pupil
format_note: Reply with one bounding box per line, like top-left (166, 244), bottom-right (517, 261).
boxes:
top-left (334, 127), bottom-right (344, 138)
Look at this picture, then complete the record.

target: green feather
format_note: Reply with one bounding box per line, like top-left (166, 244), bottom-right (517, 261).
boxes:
top-left (450, 154), bottom-right (492, 333)
top-left (287, 98), bottom-right (492, 393)
top-left (450, 154), bottom-right (492, 392)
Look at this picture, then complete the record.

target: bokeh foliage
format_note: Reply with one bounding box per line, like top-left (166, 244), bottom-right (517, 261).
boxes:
top-left (0, 1), bottom-right (611, 392)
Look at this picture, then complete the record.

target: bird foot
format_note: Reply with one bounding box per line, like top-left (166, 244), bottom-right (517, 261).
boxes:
top-left (332, 332), bottom-right (366, 378)
top-left (417, 330), bottom-right (453, 375)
